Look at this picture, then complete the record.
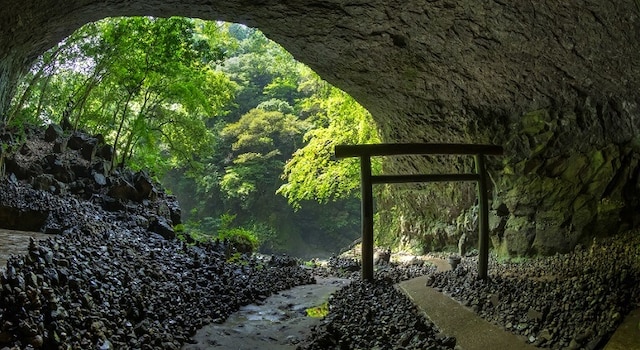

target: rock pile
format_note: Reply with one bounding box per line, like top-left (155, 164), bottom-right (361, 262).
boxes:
top-left (1, 124), bottom-right (180, 238)
top-left (297, 279), bottom-right (456, 350)
top-left (321, 255), bottom-right (436, 283)
top-left (296, 256), bottom-right (455, 349)
top-left (0, 124), bottom-right (315, 348)
top-left (426, 232), bottom-right (640, 349)
top-left (0, 234), bottom-right (313, 349)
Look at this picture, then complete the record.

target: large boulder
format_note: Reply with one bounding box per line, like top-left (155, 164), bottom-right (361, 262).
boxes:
top-left (149, 217), bottom-right (176, 240)
top-left (44, 123), bottom-right (64, 142)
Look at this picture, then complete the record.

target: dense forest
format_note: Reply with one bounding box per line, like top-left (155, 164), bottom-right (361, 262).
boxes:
top-left (7, 17), bottom-right (383, 257)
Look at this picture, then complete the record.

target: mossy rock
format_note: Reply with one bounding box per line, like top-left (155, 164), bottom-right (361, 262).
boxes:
top-left (530, 130), bottom-right (555, 156)
top-left (532, 226), bottom-right (579, 255)
top-left (503, 215), bottom-right (536, 256)
top-left (560, 153), bottom-right (588, 184)
top-left (521, 109), bottom-right (549, 135)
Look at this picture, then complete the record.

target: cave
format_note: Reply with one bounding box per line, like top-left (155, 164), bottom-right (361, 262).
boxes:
top-left (2, 1), bottom-right (640, 255)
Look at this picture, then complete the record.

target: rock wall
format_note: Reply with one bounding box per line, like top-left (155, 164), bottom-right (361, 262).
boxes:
top-left (1, 1), bottom-right (640, 255)
top-left (380, 96), bottom-right (640, 256)
top-left (495, 98), bottom-right (640, 255)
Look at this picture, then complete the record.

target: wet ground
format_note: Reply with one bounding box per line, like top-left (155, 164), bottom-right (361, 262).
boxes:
top-left (183, 277), bottom-right (350, 350)
top-left (0, 229), bottom-right (52, 268)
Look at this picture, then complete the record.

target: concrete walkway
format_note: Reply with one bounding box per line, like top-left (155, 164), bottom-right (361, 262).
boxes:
top-left (399, 257), bottom-right (639, 349)
top-left (604, 308), bottom-right (640, 350)
top-left (398, 275), bottom-right (536, 350)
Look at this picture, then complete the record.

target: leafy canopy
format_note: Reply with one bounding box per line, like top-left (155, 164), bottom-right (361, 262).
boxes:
top-left (278, 69), bottom-right (381, 208)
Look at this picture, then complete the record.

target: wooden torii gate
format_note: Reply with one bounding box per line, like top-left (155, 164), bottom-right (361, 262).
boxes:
top-left (334, 143), bottom-right (503, 281)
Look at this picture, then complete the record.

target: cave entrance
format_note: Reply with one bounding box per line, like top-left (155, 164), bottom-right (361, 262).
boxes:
top-left (335, 143), bottom-right (503, 281)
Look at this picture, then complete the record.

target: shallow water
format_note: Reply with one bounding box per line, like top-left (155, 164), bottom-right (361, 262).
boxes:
top-left (182, 277), bottom-right (350, 350)
top-left (0, 229), bottom-right (53, 269)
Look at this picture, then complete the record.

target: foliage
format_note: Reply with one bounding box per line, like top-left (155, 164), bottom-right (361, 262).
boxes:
top-left (220, 108), bottom-right (310, 205)
top-left (12, 18), bottom-right (371, 256)
top-left (220, 227), bottom-right (259, 254)
top-left (306, 302), bottom-right (329, 318)
top-left (216, 213), bottom-right (259, 253)
top-left (278, 73), bottom-right (382, 208)
top-left (9, 17), bottom-right (237, 175)
top-left (183, 213), bottom-right (259, 254)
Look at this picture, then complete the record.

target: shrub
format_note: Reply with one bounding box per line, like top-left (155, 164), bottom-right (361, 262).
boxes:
top-left (219, 226), bottom-right (259, 254)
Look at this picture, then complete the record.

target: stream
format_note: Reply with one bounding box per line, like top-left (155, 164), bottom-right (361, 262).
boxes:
top-left (182, 277), bottom-right (350, 350)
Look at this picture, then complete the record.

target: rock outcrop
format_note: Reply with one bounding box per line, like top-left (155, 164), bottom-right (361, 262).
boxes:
top-left (0, 124), bottom-right (181, 235)
top-left (1, 1), bottom-right (640, 255)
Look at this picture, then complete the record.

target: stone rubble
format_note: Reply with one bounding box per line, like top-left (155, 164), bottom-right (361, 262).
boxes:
top-left (1, 124), bottom-right (638, 350)
top-left (298, 259), bottom-right (454, 350)
top-left (0, 125), bottom-right (315, 349)
top-left (425, 234), bottom-right (640, 349)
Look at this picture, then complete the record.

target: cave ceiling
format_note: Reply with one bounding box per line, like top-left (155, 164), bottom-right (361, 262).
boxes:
top-left (1, 1), bottom-right (639, 135)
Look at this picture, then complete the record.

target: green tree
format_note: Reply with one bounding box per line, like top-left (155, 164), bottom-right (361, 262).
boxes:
top-left (278, 69), bottom-right (381, 208)
top-left (220, 26), bottom-right (303, 119)
top-left (220, 108), bottom-right (310, 207)
top-left (10, 17), bottom-right (237, 175)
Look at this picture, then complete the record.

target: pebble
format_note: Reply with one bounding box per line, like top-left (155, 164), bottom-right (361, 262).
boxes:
top-left (297, 278), bottom-right (455, 350)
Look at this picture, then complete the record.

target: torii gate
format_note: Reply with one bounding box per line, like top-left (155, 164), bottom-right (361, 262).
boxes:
top-left (334, 143), bottom-right (503, 281)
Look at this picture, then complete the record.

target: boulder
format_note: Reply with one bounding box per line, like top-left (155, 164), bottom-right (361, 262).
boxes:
top-left (45, 154), bottom-right (75, 183)
top-left (5, 157), bottom-right (29, 179)
top-left (71, 163), bottom-right (91, 179)
top-left (107, 179), bottom-right (138, 202)
top-left (0, 205), bottom-right (49, 231)
top-left (92, 160), bottom-right (112, 176)
top-left (93, 172), bottom-right (107, 186)
top-left (44, 124), bottom-right (64, 142)
top-left (31, 173), bottom-right (66, 194)
top-left (68, 132), bottom-right (98, 153)
top-left (100, 195), bottom-right (126, 212)
top-left (53, 138), bottom-right (68, 153)
top-left (80, 140), bottom-right (97, 161)
top-left (503, 215), bottom-right (536, 256)
top-left (98, 144), bottom-right (114, 162)
top-left (167, 198), bottom-right (182, 225)
top-left (149, 217), bottom-right (175, 240)
top-left (134, 171), bottom-right (154, 201)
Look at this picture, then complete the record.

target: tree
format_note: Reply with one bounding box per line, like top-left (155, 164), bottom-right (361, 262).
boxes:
top-left (219, 26), bottom-right (303, 119)
top-left (220, 108), bottom-right (310, 207)
top-left (278, 69), bottom-right (381, 208)
top-left (9, 17), bottom-right (237, 174)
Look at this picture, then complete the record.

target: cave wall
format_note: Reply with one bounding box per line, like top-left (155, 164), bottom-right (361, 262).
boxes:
top-left (384, 97), bottom-right (640, 256)
top-left (2, 1), bottom-right (640, 255)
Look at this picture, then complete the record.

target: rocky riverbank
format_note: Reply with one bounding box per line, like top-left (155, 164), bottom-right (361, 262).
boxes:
top-left (295, 233), bottom-right (639, 350)
top-left (293, 257), bottom-right (458, 349)
top-left (296, 278), bottom-right (457, 350)
top-left (0, 125), bottom-right (315, 349)
top-left (1, 232), bottom-right (313, 349)
top-left (1, 124), bottom-right (638, 350)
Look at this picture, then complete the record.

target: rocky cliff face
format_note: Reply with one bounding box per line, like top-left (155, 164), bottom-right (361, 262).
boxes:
top-left (1, 1), bottom-right (640, 255)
